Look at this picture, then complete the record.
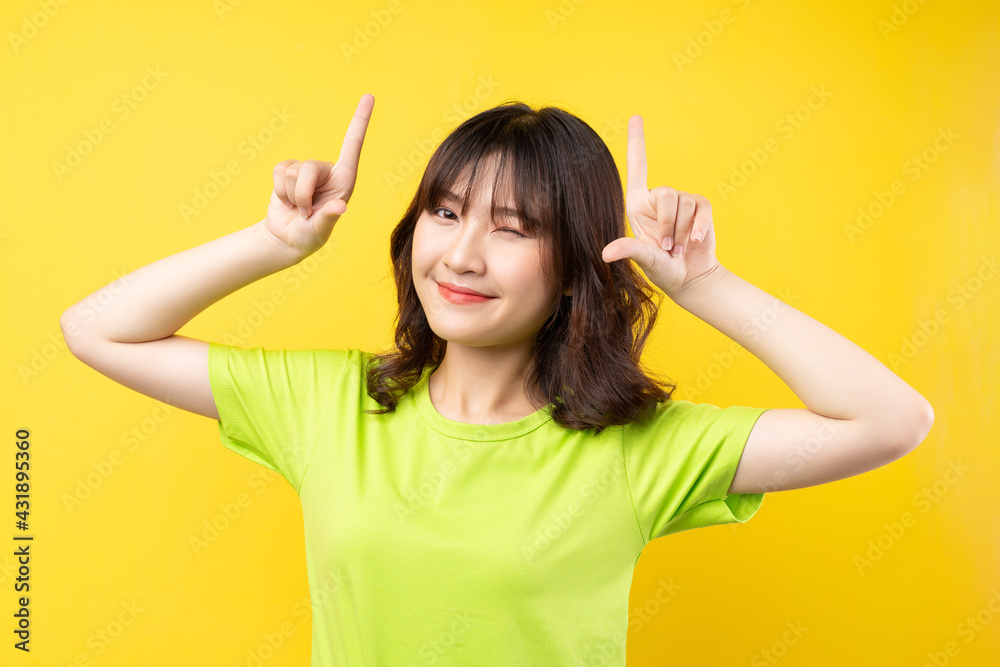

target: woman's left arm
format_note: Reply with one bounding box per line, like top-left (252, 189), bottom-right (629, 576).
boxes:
top-left (603, 115), bottom-right (934, 494)
top-left (669, 263), bottom-right (934, 494)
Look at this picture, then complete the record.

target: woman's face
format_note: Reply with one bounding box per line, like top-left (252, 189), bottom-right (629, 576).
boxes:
top-left (411, 171), bottom-right (568, 352)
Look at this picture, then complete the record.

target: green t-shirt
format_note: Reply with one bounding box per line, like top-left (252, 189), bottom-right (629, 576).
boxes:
top-left (207, 342), bottom-right (770, 666)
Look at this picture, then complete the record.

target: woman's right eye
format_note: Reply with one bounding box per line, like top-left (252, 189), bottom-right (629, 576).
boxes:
top-left (432, 207), bottom-right (456, 220)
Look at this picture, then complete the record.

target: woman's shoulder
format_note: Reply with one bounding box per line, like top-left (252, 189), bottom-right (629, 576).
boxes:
top-left (621, 395), bottom-right (768, 442)
top-left (209, 342), bottom-right (377, 377)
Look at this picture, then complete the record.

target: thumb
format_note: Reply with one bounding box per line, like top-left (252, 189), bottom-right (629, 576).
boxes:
top-left (318, 198), bottom-right (348, 220)
top-left (602, 237), bottom-right (660, 271)
top-left (310, 199), bottom-right (348, 241)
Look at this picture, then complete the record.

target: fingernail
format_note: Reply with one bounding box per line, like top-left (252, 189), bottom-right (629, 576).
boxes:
top-left (692, 231), bottom-right (703, 242)
top-left (672, 244), bottom-right (684, 257)
top-left (299, 206), bottom-right (308, 218)
top-left (661, 236), bottom-right (672, 251)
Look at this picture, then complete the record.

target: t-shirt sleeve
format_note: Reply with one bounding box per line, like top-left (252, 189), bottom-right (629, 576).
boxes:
top-left (622, 399), bottom-right (771, 542)
top-left (206, 341), bottom-right (361, 493)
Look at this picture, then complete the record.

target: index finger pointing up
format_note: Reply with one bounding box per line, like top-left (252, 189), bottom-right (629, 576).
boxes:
top-left (336, 93), bottom-right (375, 175)
top-left (626, 114), bottom-right (647, 193)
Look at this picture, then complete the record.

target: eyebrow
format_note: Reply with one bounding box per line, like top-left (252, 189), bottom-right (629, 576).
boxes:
top-left (443, 190), bottom-right (520, 219)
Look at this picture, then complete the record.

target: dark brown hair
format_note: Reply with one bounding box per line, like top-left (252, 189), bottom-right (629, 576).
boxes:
top-left (363, 99), bottom-right (676, 434)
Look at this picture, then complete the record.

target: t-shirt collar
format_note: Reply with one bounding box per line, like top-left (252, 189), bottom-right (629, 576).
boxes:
top-left (413, 364), bottom-right (554, 440)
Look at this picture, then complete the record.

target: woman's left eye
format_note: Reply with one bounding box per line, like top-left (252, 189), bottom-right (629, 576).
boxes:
top-left (432, 207), bottom-right (526, 237)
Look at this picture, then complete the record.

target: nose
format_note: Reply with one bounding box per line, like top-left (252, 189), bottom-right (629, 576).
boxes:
top-left (441, 217), bottom-right (489, 275)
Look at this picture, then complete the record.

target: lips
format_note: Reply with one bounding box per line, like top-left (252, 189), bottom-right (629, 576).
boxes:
top-left (437, 281), bottom-right (493, 298)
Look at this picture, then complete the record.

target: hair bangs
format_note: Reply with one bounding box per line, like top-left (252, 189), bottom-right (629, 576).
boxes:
top-left (418, 119), bottom-right (557, 241)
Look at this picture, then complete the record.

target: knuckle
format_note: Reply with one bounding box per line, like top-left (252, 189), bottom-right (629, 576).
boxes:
top-left (655, 186), bottom-right (677, 200)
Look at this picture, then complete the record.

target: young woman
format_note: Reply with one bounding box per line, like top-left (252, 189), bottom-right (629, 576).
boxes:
top-left (61, 93), bottom-right (934, 666)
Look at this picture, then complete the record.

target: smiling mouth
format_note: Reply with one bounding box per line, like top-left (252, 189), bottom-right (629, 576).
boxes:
top-left (436, 280), bottom-right (495, 297)
top-left (436, 281), bottom-right (496, 303)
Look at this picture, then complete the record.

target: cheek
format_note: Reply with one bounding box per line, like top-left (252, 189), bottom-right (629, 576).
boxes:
top-left (410, 222), bottom-right (436, 274)
top-left (501, 250), bottom-right (552, 295)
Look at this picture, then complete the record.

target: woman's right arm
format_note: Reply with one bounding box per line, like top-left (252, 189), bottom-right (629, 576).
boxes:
top-left (59, 220), bottom-right (304, 420)
top-left (60, 93), bottom-right (375, 421)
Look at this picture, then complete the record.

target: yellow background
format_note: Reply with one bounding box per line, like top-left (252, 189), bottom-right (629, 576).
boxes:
top-left (3, 0), bottom-right (998, 664)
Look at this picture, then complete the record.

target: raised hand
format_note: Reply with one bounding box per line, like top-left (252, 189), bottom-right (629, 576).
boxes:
top-left (601, 115), bottom-right (721, 298)
top-left (265, 93), bottom-right (375, 260)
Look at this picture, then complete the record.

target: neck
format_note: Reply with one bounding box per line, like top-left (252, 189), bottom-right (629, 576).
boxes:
top-left (428, 343), bottom-right (544, 424)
